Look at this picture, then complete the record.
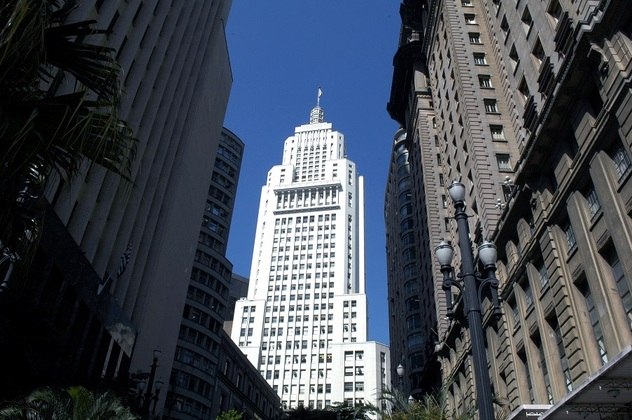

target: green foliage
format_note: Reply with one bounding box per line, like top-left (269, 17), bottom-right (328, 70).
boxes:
top-left (0, 0), bottom-right (136, 286)
top-left (216, 409), bottom-right (244, 420)
top-left (285, 402), bottom-right (372, 420)
top-left (0, 386), bottom-right (139, 419)
top-left (369, 387), bottom-right (475, 420)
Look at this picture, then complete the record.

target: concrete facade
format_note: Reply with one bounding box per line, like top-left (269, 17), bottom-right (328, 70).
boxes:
top-left (388, 0), bottom-right (632, 418)
top-left (385, 127), bottom-right (441, 398)
top-left (5, 0), bottom-right (234, 414)
top-left (231, 105), bottom-right (390, 413)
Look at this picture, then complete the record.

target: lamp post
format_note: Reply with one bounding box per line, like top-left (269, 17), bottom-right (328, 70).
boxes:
top-left (141, 349), bottom-right (162, 417)
top-left (434, 181), bottom-right (501, 420)
top-left (396, 363), bottom-right (405, 393)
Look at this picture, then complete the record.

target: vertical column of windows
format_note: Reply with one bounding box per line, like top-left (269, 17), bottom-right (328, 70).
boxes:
top-left (577, 279), bottom-right (608, 364)
top-left (547, 315), bottom-right (572, 391)
top-left (604, 246), bottom-right (632, 328)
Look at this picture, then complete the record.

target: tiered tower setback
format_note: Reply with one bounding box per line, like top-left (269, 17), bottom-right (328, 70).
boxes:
top-left (231, 103), bottom-right (389, 411)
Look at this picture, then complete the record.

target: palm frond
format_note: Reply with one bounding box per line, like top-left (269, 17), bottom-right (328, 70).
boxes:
top-left (44, 21), bottom-right (120, 99)
top-left (0, 0), bottom-right (46, 89)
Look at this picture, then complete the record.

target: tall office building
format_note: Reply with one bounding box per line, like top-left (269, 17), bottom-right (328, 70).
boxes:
top-left (0, 1), bottom-right (234, 415)
top-left (388, 0), bottom-right (632, 418)
top-left (166, 129), bottom-right (282, 419)
top-left (231, 103), bottom-right (390, 411)
top-left (385, 127), bottom-right (440, 397)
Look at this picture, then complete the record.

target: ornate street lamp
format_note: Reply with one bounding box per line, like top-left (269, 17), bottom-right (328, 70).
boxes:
top-left (396, 363), bottom-right (405, 392)
top-left (142, 349), bottom-right (162, 416)
top-left (434, 181), bottom-right (501, 420)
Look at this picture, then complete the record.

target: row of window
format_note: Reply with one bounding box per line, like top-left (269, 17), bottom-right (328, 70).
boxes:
top-left (261, 353), bottom-right (334, 365)
top-left (261, 339), bottom-right (333, 351)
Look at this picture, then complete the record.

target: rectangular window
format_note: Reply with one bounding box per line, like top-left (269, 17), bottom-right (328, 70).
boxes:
top-left (547, 0), bottom-right (562, 24)
top-left (484, 99), bottom-right (499, 113)
top-left (496, 154), bottom-right (512, 171)
top-left (578, 279), bottom-right (608, 364)
top-left (473, 53), bottom-right (487, 65)
top-left (490, 125), bottom-right (505, 140)
top-left (537, 259), bottom-right (549, 288)
top-left (610, 142), bottom-right (632, 180)
top-left (605, 246), bottom-right (632, 329)
top-left (585, 186), bottom-right (601, 217)
top-left (521, 7), bottom-right (533, 34)
top-left (464, 14), bottom-right (476, 24)
top-left (479, 75), bottom-right (493, 88)
top-left (518, 77), bottom-right (530, 101)
top-left (548, 315), bottom-right (573, 391)
top-left (468, 32), bottom-right (482, 44)
top-left (564, 223), bottom-right (576, 252)
top-left (533, 334), bottom-right (553, 403)
top-left (522, 280), bottom-right (533, 308)
top-left (509, 45), bottom-right (520, 73)
top-left (518, 350), bottom-right (534, 403)
top-left (532, 37), bottom-right (545, 66)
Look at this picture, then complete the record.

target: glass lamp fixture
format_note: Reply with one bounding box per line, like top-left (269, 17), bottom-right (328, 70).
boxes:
top-left (434, 240), bottom-right (454, 267)
top-left (448, 181), bottom-right (466, 203)
top-left (477, 241), bottom-right (497, 267)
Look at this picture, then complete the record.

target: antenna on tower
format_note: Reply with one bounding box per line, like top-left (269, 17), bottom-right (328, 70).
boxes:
top-left (310, 87), bottom-right (325, 124)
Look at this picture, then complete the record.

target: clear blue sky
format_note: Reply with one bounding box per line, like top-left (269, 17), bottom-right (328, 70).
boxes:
top-left (224, 1), bottom-right (401, 345)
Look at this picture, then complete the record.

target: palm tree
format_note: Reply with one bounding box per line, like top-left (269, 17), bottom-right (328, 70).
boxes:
top-left (0, 386), bottom-right (139, 419)
top-left (216, 409), bottom-right (244, 420)
top-left (370, 387), bottom-right (475, 420)
top-left (0, 0), bottom-right (135, 290)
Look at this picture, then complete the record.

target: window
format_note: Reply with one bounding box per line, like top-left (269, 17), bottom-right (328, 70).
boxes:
top-left (465, 14), bottom-right (476, 24)
top-left (532, 38), bottom-right (545, 67)
top-left (484, 99), bottom-right (499, 113)
top-left (578, 279), bottom-right (608, 364)
top-left (521, 7), bottom-right (533, 34)
top-left (533, 334), bottom-right (553, 403)
top-left (468, 32), bottom-right (482, 44)
top-left (604, 246), bottom-right (632, 329)
top-left (479, 75), bottom-right (492, 88)
top-left (564, 222), bottom-right (576, 251)
top-left (462, 0), bottom-right (472, 5)
top-left (500, 16), bottom-right (509, 39)
top-left (610, 141), bottom-right (632, 180)
top-left (490, 125), bottom-right (505, 141)
top-left (548, 315), bottom-right (573, 391)
top-left (509, 45), bottom-right (520, 73)
top-left (537, 259), bottom-right (549, 288)
top-left (522, 279), bottom-right (533, 308)
top-left (518, 78), bottom-right (530, 101)
top-left (497, 154), bottom-right (512, 171)
top-left (473, 53), bottom-right (487, 65)
top-left (547, 0), bottom-right (562, 25)
top-left (585, 186), bottom-right (601, 217)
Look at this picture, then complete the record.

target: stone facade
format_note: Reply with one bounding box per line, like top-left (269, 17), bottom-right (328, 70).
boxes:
top-left (388, 0), bottom-right (632, 417)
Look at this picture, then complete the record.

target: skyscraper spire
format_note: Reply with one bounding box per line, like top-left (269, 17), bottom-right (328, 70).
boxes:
top-left (310, 87), bottom-right (324, 124)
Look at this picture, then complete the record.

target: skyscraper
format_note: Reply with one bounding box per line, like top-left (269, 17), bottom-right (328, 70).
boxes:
top-left (0, 1), bottom-right (234, 414)
top-left (231, 101), bottom-right (390, 411)
top-left (166, 129), bottom-right (282, 419)
top-left (388, 0), bottom-right (632, 418)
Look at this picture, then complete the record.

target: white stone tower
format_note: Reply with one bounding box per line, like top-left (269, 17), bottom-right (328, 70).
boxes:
top-left (231, 97), bottom-right (390, 412)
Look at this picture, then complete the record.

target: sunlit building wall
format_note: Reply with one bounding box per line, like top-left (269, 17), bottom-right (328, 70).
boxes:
top-left (231, 105), bottom-right (390, 412)
top-left (389, 0), bottom-right (632, 417)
